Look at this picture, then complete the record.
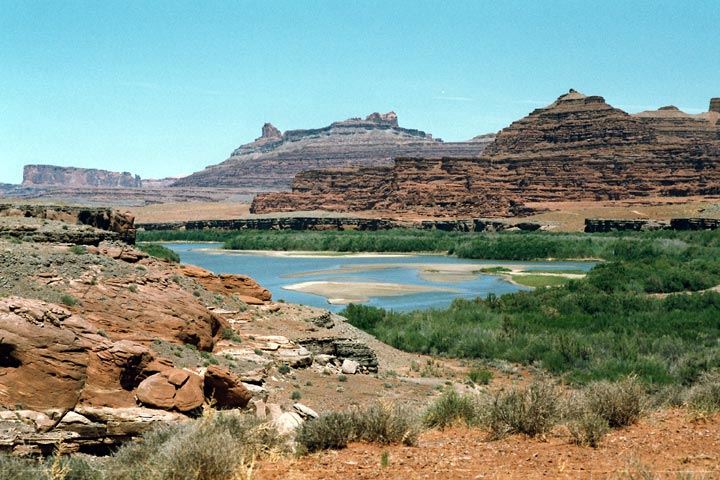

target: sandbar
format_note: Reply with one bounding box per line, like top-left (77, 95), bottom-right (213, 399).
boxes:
top-left (283, 281), bottom-right (459, 305)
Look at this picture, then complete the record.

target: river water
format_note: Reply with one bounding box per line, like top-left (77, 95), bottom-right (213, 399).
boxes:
top-left (165, 243), bottom-right (594, 312)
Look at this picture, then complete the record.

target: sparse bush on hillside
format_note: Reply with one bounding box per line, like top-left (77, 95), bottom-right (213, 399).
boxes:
top-left (685, 369), bottom-right (720, 413)
top-left (296, 402), bottom-right (420, 454)
top-left (106, 411), bottom-right (285, 480)
top-left (580, 376), bottom-right (646, 428)
top-left (488, 380), bottom-right (561, 439)
top-left (423, 389), bottom-right (487, 430)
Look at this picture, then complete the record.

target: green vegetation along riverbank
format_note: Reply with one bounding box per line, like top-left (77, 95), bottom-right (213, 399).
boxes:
top-left (342, 230), bottom-right (720, 386)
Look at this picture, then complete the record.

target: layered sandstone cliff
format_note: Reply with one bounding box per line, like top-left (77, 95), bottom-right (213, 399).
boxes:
top-left (252, 90), bottom-right (720, 218)
top-left (172, 112), bottom-right (494, 191)
top-left (22, 165), bottom-right (142, 188)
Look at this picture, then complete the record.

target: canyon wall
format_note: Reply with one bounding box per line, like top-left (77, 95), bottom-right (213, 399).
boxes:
top-left (252, 90), bottom-right (720, 218)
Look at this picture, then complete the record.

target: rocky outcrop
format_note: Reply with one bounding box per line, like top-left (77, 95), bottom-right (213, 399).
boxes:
top-left (253, 90), bottom-right (720, 217)
top-left (135, 369), bottom-right (204, 413)
top-left (0, 204), bottom-right (136, 244)
top-left (138, 216), bottom-right (542, 232)
top-left (22, 165), bottom-right (141, 188)
top-left (175, 264), bottom-right (272, 302)
top-left (297, 337), bottom-right (378, 373)
top-left (171, 112), bottom-right (494, 190)
top-left (583, 219), bottom-right (668, 233)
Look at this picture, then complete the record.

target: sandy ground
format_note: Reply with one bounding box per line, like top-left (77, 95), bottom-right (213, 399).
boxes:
top-left (283, 281), bottom-right (459, 304)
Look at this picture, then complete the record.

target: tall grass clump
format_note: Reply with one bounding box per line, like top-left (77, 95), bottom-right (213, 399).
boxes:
top-left (488, 380), bottom-right (561, 439)
top-left (106, 411), bottom-right (285, 480)
top-left (423, 389), bottom-right (488, 430)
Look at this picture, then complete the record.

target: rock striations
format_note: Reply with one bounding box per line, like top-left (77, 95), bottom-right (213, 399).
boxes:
top-left (171, 112), bottom-right (494, 191)
top-left (23, 165), bottom-right (142, 188)
top-left (252, 90), bottom-right (720, 218)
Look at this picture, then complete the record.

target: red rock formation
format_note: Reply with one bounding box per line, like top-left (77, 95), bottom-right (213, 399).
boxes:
top-left (253, 90), bottom-right (720, 217)
top-left (22, 165), bottom-right (142, 188)
top-left (176, 264), bottom-right (272, 302)
top-left (171, 112), bottom-right (493, 190)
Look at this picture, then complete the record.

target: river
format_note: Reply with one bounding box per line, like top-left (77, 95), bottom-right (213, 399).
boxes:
top-left (165, 243), bottom-right (595, 312)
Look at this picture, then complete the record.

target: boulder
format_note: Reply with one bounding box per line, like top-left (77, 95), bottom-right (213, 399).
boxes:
top-left (135, 369), bottom-right (204, 413)
top-left (203, 365), bottom-right (253, 409)
top-left (341, 359), bottom-right (360, 375)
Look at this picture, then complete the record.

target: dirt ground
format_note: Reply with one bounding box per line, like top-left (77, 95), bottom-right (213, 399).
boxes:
top-left (256, 409), bottom-right (720, 479)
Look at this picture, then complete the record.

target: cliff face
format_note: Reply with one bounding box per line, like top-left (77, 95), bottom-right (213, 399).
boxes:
top-left (252, 90), bottom-right (720, 218)
top-left (171, 112), bottom-right (494, 190)
top-left (22, 165), bottom-right (142, 188)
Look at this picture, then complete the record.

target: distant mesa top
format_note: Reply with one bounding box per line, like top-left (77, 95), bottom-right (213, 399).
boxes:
top-left (170, 110), bottom-right (493, 190)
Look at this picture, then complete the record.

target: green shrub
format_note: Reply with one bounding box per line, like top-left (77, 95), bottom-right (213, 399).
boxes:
top-left (136, 244), bottom-right (180, 263)
top-left (423, 389), bottom-right (486, 430)
top-left (277, 364), bottom-right (291, 375)
top-left (488, 381), bottom-right (561, 439)
top-left (290, 390), bottom-right (301, 400)
top-left (468, 367), bottom-right (493, 385)
top-left (338, 374), bottom-right (348, 382)
top-left (581, 376), bottom-right (646, 428)
top-left (69, 244), bottom-right (87, 255)
top-left (60, 294), bottom-right (77, 307)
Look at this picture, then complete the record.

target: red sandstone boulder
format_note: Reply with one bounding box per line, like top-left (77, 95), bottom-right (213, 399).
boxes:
top-left (204, 365), bottom-right (253, 409)
top-left (135, 368), bottom-right (204, 413)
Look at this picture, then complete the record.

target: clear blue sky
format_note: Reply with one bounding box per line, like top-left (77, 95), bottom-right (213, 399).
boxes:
top-left (2, 0), bottom-right (719, 184)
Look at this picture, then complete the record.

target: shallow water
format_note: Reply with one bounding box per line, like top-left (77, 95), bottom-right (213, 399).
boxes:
top-left (165, 243), bottom-right (595, 312)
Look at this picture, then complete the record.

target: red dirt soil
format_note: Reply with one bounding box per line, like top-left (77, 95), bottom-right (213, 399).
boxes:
top-left (257, 409), bottom-right (720, 479)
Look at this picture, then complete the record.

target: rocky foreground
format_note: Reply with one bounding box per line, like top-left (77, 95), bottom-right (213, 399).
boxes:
top-left (0, 216), bottom-right (402, 456)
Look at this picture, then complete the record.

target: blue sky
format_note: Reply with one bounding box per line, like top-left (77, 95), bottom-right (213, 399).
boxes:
top-left (2, 0), bottom-right (719, 184)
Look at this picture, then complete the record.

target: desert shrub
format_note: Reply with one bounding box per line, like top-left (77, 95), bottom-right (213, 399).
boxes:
top-left (423, 389), bottom-right (487, 430)
top-left (68, 244), bottom-right (87, 255)
top-left (277, 364), bottom-right (291, 375)
top-left (685, 370), bottom-right (720, 413)
top-left (136, 243), bottom-right (180, 263)
top-left (488, 381), bottom-right (561, 439)
top-left (567, 409), bottom-right (610, 448)
top-left (107, 411), bottom-right (285, 480)
top-left (580, 376), bottom-right (646, 428)
top-left (60, 294), bottom-right (77, 307)
top-left (290, 390), bottom-right (301, 400)
top-left (297, 403), bottom-right (420, 454)
top-left (468, 366), bottom-right (493, 385)
top-left (0, 449), bottom-right (103, 480)
top-left (296, 412), bottom-right (357, 454)
top-left (352, 402), bottom-right (420, 446)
